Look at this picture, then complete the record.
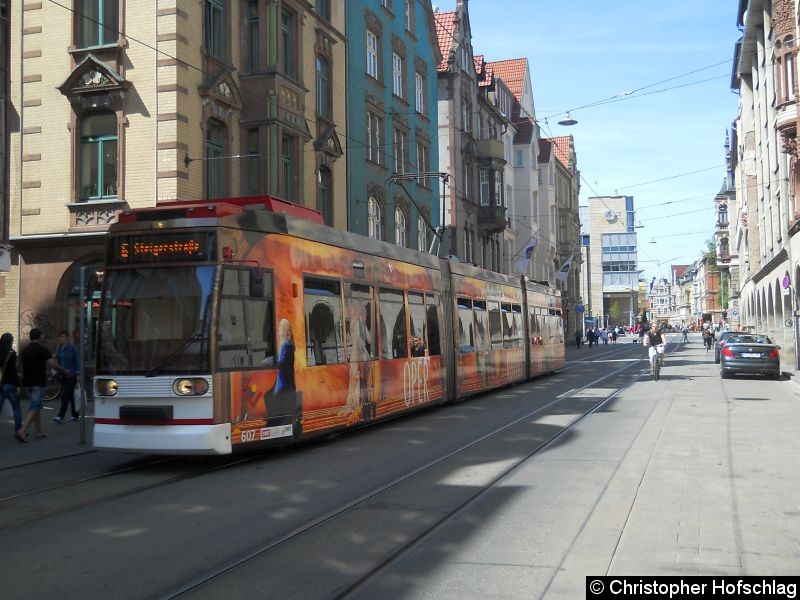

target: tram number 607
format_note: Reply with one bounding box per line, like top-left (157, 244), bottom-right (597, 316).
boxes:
top-left (403, 358), bottom-right (430, 407)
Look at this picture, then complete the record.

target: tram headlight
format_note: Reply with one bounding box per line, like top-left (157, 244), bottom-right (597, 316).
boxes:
top-left (96, 379), bottom-right (118, 397)
top-left (172, 378), bottom-right (209, 396)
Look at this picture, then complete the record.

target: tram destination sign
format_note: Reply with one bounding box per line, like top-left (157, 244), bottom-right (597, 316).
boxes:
top-left (109, 232), bottom-right (216, 264)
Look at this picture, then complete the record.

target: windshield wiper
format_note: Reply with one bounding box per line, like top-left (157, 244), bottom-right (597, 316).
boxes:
top-left (148, 333), bottom-right (205, 376)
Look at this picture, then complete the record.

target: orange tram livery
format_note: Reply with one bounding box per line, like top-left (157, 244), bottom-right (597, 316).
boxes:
top-left (93, 197), bottom-right (565, 455)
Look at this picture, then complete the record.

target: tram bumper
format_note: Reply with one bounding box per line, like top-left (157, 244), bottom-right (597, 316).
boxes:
top-left (94, 423), bottom-right (232, 455)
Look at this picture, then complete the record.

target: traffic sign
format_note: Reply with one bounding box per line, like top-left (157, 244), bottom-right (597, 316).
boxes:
top-left (575, 304), bottom-right (585, 314)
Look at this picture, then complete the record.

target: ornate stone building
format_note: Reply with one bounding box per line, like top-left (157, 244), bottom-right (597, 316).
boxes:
top-left (2, 1), bottom-right (346, 346)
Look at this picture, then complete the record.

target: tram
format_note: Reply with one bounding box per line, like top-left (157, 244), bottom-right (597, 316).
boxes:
top-left (93, 196), bottom-right (565, 454)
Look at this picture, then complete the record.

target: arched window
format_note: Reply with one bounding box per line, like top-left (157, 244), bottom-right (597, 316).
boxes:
top-left (79, 112), bottom-right (117, 201)
top-left (394, 208), bottom-right (407, 247)
top-left (317, 166), bottom-right (332, 226)
top-left (206, 118), bottom-right (227, 199)
top-left (368, 197), bottom-right (382, 240)
top-left (316, 55), bottom-right (331, 119)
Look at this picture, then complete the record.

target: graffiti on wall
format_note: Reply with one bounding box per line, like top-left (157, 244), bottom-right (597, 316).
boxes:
top-left (19, 310), bottom-right (57, 343)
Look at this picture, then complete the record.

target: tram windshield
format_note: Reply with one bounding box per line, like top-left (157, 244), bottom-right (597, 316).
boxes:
top-left (96, 266), bottom-right (215, 375)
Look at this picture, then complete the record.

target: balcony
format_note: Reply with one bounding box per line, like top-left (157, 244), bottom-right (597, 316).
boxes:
top-left (776, 99), bottom-right (798, 135)
top-left (475, 138), bottom-right (505, 162)
top-left (478, 204), bottom-right (507, 234)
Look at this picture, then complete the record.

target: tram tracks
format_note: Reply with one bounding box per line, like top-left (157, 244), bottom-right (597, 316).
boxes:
top-left (162, 349), bottom-right (660, 599)
top-left (0, 453), bottom-right (268, 529)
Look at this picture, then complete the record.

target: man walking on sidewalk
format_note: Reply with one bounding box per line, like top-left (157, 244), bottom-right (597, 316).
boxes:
top-left (54, 329), bottom-right (81, 424)
top-left (15, 328), bottom-right (69, 443)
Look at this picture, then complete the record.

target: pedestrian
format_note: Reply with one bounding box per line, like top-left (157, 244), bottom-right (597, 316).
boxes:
top-left (611, 329), bottom-right (618, 343)
top-left (586, 328), bottom-right (595, 348)
top-left (574, 329), bottom-right (582, 348)
top-left (600, 328), bottom-right (609, 344)
top-left (0, 332), bottom-right (22, 436)
top-left (54, 329), bottom-right (81, 424)
top-left (682, 326), bottom-right (689, 343)
top-left (16, 328), bottom-right (69, 443)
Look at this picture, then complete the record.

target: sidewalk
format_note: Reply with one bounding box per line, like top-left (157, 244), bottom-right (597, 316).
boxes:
top-left (0, 395), bottom-right (94, 469)
top-left (356, 333), bottom-right (800, 598)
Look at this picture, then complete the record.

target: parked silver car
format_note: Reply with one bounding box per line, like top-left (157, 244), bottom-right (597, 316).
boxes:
top-left (719, 334), bottom-right (781, 380)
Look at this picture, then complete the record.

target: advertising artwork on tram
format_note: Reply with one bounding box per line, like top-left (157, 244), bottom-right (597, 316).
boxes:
top-left (93, 197), bottom-right (565, 455)
top-left (225, 230), bottom-right (445, 446)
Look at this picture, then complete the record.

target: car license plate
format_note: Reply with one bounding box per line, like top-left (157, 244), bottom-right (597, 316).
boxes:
top-left (741, 352), bottom-right (761, 358)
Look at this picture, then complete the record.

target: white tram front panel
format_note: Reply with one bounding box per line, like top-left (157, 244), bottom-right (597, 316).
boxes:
top-left (93, 375), bottom-right (231, 455)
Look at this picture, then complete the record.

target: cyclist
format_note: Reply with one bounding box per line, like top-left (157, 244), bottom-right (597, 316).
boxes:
top-left (702, 327), bottom-right (713, 352)
top-left (643, 323), bottom-right (666, 375)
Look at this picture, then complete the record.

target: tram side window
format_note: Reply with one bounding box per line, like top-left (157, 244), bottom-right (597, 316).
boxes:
top-left (345, 283), bottom-right (376, 362)
top-left (506, 304), bottom-right (522, 348)
top-left (379, 288), bottom-right (407, 359)
top-left (457, 297), bottom-right (474, 352)
top-left (473, 300), bottom-right (489, 352)
top-left (501, 303), bottom-right (514, 348)
top-left (425, 293), bottom-right (441, 356)
top-left (488, 301), bottom-right (502, 350)
top-left (408, 291), bottom-right (426, 356)
top-left (305, 277), bottom-right (345, 366)
top-left (218, 267), bottom-right (275, 369)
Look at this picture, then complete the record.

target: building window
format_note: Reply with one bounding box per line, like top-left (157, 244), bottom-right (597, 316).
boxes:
top-left (367, 111), bottom-right (383, 165)
top-left (281, 8), bottom-right (297, 79)
top-left (514, 149), bottom-right (523, 168)
top-left (205, 0), bottom-right (225, 59)
top-left (393, 128), bottom-right (408, 174)
top-left (395, 208), bottom-right (407, 247)
top-left (206, 118), bottom-right (227, 199)
top-left (79, 112), bottom-right (117, 201)
top-left (392, 53), bottom-right (404, 98)
top-left (416, 141), bottom-right (429, 180)
top-left (381, 0), bottom-right (392, 10)
top-left (479, 169), bottom-right (490, 206)
top-left (405, 0), bottom-right (414, 33)
top-left (417, 216), bottom-right (427, 252)
top-left (77, 0), bottom-right (119, 48)
top-left (246, 128), bottom-right (260, 194)
top-left (462, 98), bottom-right (471, 133)
top-left (316, 55), bottom-right (331, 119)
top-left (318, 166), bottom-right (332, 226)
top-left (366, 30), bottom-right (379, 79)
top-left (246, 0), bottom-right (259, 71)
top-left (316, 0), bottom-right (330, 21)
top-left (368, 197), bottom-right (382, 240)
top-left (776, 36), bottom-right (796, 104)
top-left (494, 170), bottom-right (504, 206)
top-left (414, 71), bottom-right (425, 114)
top-left (280, 133), bottom-right (297, 201)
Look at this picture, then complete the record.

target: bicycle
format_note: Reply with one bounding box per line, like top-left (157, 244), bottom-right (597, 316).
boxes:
top-left (649, 344), bottom-right (665, 381)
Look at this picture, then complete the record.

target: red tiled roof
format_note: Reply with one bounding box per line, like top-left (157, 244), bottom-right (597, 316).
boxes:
top-left (434, 11), bottom-right (457, 72)
top-left (485, 58), bottom-right (527, 102)
top-left (549, 135), bottom-right (573, 169)
top-left (672, 264), bottom-right (691, 278)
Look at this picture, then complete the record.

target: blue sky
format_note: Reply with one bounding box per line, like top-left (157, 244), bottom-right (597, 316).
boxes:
top-left (462, 1), bottom-right (741, 282)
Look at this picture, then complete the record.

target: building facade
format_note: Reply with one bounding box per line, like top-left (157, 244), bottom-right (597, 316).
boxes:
top-left (586, 196), bottom-right (640, 329)
top-left (345, 0), bottom-right (441, 249)
top-left (732, 0), bottom-right (800, 369)
top-left (4, 1), bottom-right (347, 345)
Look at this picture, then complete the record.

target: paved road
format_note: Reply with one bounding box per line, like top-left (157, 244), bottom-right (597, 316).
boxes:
top-left (1, 333), bottom-right (797, 599)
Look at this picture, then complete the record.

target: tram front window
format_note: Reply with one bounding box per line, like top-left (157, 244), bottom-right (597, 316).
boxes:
top-left (97, 266), bottom-right (214, 375)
